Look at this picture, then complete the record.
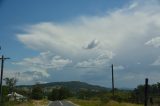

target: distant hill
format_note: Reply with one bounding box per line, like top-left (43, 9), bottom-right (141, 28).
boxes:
top-left (17, 81), bottom-right (110, 92)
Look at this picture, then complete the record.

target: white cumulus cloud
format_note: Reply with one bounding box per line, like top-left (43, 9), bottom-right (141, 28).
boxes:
top-left (17, 0), bottom-right (160, 58)
top-left (13, 0), bottom-right (160, 87)
top-left (13, 51), bottom-right (72, 79)
top-left (76, 51), bottom-right (114, 67)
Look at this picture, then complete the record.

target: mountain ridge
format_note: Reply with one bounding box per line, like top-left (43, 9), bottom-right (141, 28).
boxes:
top-left (17, 81), bottom-right (110, 92)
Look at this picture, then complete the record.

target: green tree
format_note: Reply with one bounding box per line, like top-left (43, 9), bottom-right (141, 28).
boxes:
top-left (3, 77), bottom-right (17, 93)
top-left (77, 89), bottom-right (98, 100)
top-left (31, 84), bottom-right (44, 100)
top-left (48, 88), bottom-right (59, 100)
top-left (48, 87), bottom-right (71, 101)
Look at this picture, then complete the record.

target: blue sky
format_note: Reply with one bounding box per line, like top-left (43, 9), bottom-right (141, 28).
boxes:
top-left (0, 0), bottom-right (126, 59)
top-left (1, 0), bottom-right (160, 88)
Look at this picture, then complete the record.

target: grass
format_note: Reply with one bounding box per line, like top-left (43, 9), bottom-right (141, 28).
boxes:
top-left (70, 99), bottom-right (102, 106)
top-left (32, 99), bottom-right (48, 106)
top-left (70, 99), bottom-right (143, 106)
top-left (3, 99), bottom-right (49, 106)
top-left (106, 101), bottom-right (143, 106)
top-left (3, 101), bottom-right (34, 106)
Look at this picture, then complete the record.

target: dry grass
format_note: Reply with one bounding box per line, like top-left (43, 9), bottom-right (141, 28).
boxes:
top-left (106, 101), bottom-right (143, 106)
top-left (4, 101), bottom-right (34, 106)
top-left (70, 99), bottom-right (143, 106)
top-left (3, 99), bottom-right (48, 106)
top-left (32, 99), bottom-right (48, 106)
top-left (70, 99), bottom-right (102, 106)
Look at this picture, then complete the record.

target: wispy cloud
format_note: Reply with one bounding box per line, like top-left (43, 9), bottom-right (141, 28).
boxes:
top-left (114, 65), bottom-right (125, 70)
top-left (146, 37), bottom-right (160, 48)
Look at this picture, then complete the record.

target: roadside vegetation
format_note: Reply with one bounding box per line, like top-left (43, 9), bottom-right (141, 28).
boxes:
top-left (3, 99), bottom-right (48, 106)
top-left (3, 100), bottom-right (34, 106)
top-left (70, 99), bottom-right (143, 106)
top-left (2, 77), bottom-right (160, 106)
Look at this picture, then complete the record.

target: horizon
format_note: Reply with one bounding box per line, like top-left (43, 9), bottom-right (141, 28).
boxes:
top-left (16, 80), bottom-right (134, 90)
top-left (1, 0), bottom-right (160, 88)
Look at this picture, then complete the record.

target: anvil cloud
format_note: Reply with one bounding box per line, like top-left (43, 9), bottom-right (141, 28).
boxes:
top-left (12, 0), bottom-right (160, 87)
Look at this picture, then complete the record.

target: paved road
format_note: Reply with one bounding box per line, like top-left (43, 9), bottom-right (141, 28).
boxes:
top-left (48, 100), bottom-right (79, 106)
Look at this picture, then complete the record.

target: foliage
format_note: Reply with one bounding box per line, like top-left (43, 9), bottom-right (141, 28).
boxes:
top-left (3, 77), bottom-right (17, 93)
top-left (15, 88), bottom-right (32, 98)
top-left (2, 86), bottom-right (9, 102)
top-left (100, 94), bottom-right (109, 103)
top-left (31, 84), bottom-right (44, 100)
top-left (112, 90), bottom-right (131, 102)
top-left (131, 82), bottom-right (160, 105)
top-left (131, 85), bottom-right (145, 103)
top-left (48, 87), bottom-right (71, 101)
top-left (77, 89), bottom-right (97, 100)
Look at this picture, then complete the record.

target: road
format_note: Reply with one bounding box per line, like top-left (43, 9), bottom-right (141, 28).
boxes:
top-left (48, 100), bottom-right (79, 106)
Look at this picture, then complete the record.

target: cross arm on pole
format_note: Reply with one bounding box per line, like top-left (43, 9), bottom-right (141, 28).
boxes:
top-left (0, 55), bottom-right (10, 60)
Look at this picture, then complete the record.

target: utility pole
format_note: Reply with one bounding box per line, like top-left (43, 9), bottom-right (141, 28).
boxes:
top-left (111, 64), bottom-right (114, 96)
top-left (0, 55), bottom-right (10, 103)
top-left (144, 78), bottom-right (148, 106)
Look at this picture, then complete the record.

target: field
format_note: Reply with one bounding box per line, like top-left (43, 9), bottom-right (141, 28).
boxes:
top-left (70, 99), bottom-right (143, 106)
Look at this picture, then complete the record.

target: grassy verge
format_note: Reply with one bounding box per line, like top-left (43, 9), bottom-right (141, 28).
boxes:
top-left (70, 99), bottom-right (143, 106)
top-left (32, 99), bottom-right (48, 106)
top-left (70, 99), bottom-right (102, 106)
top-left (3, 101), bottom-right (34, 106)
top-left (3, 99), bottom-right (49, 106)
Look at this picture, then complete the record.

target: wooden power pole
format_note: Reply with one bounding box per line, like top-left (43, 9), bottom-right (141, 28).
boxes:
top-left (144, 78), bottom-right (148, 106)
top-left (0, 55), bottom-right (10, 103)
top-left (111, 64), bottom-right (114, 96)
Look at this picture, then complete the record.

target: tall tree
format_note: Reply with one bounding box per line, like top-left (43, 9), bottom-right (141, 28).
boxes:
top-left (3, 77), bottom-right (17, 93)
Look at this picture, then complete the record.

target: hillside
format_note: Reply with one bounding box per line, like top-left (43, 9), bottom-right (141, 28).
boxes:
top-left (18, 81), bottom-right (109, 92)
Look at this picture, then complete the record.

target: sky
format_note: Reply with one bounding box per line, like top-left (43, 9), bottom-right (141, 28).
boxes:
top-left (1, 0), bottom-right (160, 88)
